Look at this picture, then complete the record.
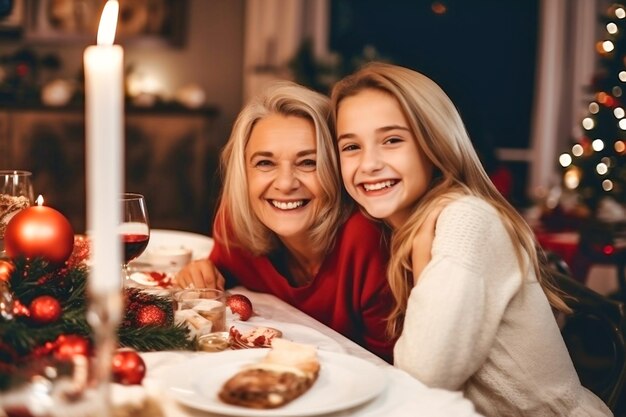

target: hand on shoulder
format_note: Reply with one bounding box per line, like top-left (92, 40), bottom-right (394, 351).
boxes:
top-left (410, 197), bottom-right (455, 284)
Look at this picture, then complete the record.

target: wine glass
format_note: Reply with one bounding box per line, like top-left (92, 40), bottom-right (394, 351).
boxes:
top-left (119, 193), bottom-right (150, 280)
top-left (0, 170), bottom-right (34, 258)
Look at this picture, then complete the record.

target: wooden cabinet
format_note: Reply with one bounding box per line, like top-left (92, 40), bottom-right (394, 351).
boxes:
top-left (0, 104), bottom-right (220, 234)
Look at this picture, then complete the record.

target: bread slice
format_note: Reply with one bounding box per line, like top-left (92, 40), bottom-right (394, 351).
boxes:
top-left (218, 339), bottom-right (320, 408)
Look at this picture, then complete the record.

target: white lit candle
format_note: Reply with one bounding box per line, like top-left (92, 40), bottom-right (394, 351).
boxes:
top-left (85, 0), bottom-right (123, 294)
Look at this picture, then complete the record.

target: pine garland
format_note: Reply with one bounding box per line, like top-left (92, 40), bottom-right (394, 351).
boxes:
top-left (0, 256), bottom-right (194, 389)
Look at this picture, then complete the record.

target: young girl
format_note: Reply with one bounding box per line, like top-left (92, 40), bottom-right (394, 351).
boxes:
top-left (176, 81), bottom-right (395, 361)
top-left (331, 63), bottom-right (611, 416)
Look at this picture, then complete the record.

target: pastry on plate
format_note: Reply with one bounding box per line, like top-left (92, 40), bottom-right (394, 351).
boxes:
top-left (218, 338), bottom-right (320, 408)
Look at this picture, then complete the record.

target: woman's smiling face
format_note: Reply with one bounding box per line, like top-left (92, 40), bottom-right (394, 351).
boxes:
top-left (336, 89), bottom-right (434, 229)
top-left (245, 113), bottom-right (324, 243)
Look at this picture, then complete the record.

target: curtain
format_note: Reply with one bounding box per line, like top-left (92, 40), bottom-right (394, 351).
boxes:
top-left (528, 0), bottom-right (597, 200)
top-left (242, 0), bottom-right (329, 102)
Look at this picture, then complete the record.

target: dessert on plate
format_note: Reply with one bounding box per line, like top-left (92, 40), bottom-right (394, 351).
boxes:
top-left (218, 338), bottom-right (320, 408)
top-left (229, 326), bottom-right (282, 349)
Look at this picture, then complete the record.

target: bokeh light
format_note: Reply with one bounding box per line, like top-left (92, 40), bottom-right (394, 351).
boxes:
top-left (572, 144), bottom-right (584, 156)
top-left (564, 169), bottom-right (581, 189)
top-left (592, 139), bottom-right (605, 151)
top-left (559, 153), bottom-right (572, 167)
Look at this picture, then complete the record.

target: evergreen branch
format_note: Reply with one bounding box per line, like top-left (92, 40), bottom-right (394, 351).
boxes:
top-left (118, 323), bottom-right (193, 351)
top-left (2, 257), bottom-right (195, 376)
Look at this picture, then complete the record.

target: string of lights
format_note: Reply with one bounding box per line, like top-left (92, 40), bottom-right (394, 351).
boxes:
top-left (559, 3), bottom-right (626, 210)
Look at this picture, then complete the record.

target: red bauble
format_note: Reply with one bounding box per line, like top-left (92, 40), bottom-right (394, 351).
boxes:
top-left (29, 295), bottom-right (62, 324)
top-left (112, 349), bottom-right (146, 385)
top-left (135, 305), bottom-right (167, 327)
top-left (4, 204), bottom-right (74, 265)
top-left (53, 334), bottom-right (91, 361)
top-left (226, 294), bottom-right (253, 321)
top-left (0, 260), bottom-right (14, 282)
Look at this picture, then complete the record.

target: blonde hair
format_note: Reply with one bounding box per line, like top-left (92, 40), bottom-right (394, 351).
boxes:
top-left (215, 81), bottom-right (348, 256)
top-left (331, 62), bottom-right (569, 337)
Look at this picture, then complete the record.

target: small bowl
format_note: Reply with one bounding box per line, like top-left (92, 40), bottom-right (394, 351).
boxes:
top-left (197, 332), bottom-right (230, 352)
top-left (146, 246), bottom-right (192, 269)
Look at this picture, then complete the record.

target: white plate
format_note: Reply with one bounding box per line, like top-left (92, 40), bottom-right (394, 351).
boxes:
top-left (162, 349), bottom-right (387, 416)
top-left (136, 229), bottom-right (214, 262)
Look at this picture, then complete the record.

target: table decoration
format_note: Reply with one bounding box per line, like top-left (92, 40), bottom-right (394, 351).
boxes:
top-left (226, 293), bottom-right (254, 321)
top-left (28, 294), bottom-right (62, 324)
top-left (4, 195), bottom-right (74, 266)
top-left (83, 1), bottom-right (126, 413)
top-left (0, 239), bottom-right (192, 395)
top-left (111, 349), bottom-right (146, 385)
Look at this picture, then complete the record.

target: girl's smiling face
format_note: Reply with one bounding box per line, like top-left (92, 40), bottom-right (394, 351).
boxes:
top-left (336, 89), bottom-right (434, 229)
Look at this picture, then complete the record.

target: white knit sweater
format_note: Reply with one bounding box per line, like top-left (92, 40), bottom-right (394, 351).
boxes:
top-left (394, 196), bottom-right (612, 417)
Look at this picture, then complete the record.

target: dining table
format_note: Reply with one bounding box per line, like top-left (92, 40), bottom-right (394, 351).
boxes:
top-left (110, 229), bottom-right (483, 417)
top-left (106, 285), bottom-right (481, 417)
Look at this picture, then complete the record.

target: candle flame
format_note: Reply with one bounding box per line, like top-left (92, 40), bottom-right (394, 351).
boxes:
top-left (36, 195), bottom-right (44, 206)
top-left (96, 0), bottom-right (119, 46)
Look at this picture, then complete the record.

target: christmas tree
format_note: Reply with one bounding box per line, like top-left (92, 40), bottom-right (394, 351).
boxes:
top-left (559, 3), bottom-right (626, 211)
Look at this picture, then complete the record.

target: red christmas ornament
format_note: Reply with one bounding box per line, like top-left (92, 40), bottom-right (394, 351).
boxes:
top-left (226, 294), bottom-right (253, 321)
top-left (0, 260), bottom-right (14, 282)
top-left (111, 349), bottom-right (146, 385)
top-left (29, 295), bottom-right (62, 324)
top-left (53, 334), bottom-right (91, 361)
top-left (4, 199), bottom-right (74, 266)
top-left (135, 304), bottom-right (167, 327)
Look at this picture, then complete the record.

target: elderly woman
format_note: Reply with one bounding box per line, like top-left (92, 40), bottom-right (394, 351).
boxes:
top-left (177, 82), bottom-right (394, 361)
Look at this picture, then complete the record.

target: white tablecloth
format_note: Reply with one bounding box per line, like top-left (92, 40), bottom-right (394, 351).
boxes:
top-left (115, 287), bottom-right (483, 417)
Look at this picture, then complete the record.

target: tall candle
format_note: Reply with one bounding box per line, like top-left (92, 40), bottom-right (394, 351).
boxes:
top-left (85, 0), bottom-right (123, 294)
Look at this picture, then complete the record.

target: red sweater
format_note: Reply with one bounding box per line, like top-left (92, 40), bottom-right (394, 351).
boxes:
top-left (210, 211), bottom-right (395, 362)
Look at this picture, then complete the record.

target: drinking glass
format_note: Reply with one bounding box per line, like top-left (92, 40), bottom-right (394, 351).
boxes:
top-left (119, 193), bottom-right (150, 280)
top-left (0, 170), bottom-right (34, 257)
top-left (174, 288), bottom-right (229, 351)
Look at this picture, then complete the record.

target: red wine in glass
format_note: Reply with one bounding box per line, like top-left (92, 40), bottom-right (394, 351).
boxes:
top-left (120, 193), bottom-right (150, 282)
top-left (122, 233), bottom-right (150, 264)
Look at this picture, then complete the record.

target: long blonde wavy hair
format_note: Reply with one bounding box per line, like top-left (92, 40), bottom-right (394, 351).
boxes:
top-left (331, 63), bottom-right (569, 337)
top-left (214, 81), bottom-right (349, 256)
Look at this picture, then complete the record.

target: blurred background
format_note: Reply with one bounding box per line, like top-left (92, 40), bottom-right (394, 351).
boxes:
top-left (0, 0), bottom-right (623, 245)
top-left (2, 1), bottom-right (626, 413)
